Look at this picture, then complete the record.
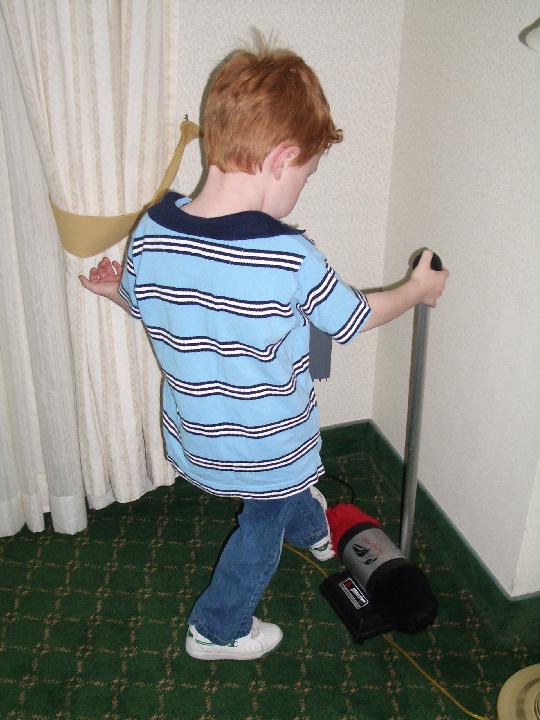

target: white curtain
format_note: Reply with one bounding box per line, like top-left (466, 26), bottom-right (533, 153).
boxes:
top-left (0, 12), bottom-right (85, 535)
top-left (0, 0), bottom-right (187, 535)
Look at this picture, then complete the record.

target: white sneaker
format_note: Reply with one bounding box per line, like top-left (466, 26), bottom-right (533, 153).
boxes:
top-left (185, 617), bottom-right (283, 661)
top-left (308, 486), bottom-right (336, 561)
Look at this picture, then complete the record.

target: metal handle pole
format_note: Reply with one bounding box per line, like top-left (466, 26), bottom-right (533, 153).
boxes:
top-left (399, 249), bottom-right (443, 557)
top-left (400, 303), bottom-right (430, 558)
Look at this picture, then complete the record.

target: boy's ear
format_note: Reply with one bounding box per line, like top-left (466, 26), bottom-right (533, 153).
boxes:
top-left (268, 145), bottom-right (300, 179)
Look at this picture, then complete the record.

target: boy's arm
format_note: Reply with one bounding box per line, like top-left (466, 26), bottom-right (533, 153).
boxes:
top-left (79, 257), bottom-right (131, 314)
top-left (360, 250), bottom-right (448, 333)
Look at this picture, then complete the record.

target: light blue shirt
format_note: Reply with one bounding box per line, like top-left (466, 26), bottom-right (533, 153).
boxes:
top-left (120, 192), bottom-right (371, 499)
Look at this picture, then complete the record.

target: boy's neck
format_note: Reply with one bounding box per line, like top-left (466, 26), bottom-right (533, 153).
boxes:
top-left (182, 165), bottom-right (267, 218)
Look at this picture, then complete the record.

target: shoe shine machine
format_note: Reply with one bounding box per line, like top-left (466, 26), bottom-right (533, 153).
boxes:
top-left (315, 251), bottom-right (443, 643)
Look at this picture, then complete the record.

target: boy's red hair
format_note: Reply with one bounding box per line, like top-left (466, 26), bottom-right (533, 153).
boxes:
top-left (203, 34), bottom-right (343, 173)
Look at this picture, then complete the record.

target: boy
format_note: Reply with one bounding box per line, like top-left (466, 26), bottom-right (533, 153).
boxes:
top-left (80, 37), bottom-right (447, 661)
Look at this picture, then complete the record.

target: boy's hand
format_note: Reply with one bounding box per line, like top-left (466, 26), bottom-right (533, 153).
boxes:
top-left (410, 250), bottom-right (448, 307)
top-left (79, 257), bottom-right (123, 301)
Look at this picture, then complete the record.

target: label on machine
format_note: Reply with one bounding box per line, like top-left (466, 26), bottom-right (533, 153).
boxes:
top-left (341, 527), bottom-right (405, 587)
top-left (338, 576), bottom-right (370, 610)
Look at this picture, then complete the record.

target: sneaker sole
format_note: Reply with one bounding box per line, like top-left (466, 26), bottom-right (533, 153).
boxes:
top-left (186, 635), bottom-right (283, 661)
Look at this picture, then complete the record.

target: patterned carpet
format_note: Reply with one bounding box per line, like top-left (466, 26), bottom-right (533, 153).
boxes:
top-left (1, 423), bottom-right (539, 720)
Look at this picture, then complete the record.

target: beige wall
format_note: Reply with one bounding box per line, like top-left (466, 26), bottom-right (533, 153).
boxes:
top-left (372, 1), bottom-right (540, 596)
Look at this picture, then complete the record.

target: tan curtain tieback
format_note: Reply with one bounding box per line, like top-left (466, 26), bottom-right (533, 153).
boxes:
top-left (50, 119), bottom-right (200, 258)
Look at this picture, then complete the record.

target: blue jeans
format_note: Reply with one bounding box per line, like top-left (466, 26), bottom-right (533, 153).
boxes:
top-left (187, 486), bottom-right (328, 645)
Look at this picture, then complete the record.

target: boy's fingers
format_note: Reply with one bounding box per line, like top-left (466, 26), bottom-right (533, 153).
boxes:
top-left (79, 274), bottom-right (93, 291)
top-left (420, 249), bottom-right (433, 268)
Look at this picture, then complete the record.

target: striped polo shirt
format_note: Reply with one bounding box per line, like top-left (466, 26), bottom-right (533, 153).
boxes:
top-left (120, 192), bottom-right (371, 499)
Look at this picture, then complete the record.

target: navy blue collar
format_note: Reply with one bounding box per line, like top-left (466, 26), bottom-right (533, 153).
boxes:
top-left (147, 192), bottom-right (304, 241)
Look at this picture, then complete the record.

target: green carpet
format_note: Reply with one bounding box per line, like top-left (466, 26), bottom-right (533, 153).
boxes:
top-left (1, 422), bottom-right (539, 720)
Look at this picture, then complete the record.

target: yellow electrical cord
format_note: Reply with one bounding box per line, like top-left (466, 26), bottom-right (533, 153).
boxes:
top-left (283, 543), bottom-right (492, 720)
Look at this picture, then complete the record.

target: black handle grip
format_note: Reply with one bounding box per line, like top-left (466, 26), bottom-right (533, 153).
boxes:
top-left (412, 250), bottom-right (443, 272)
